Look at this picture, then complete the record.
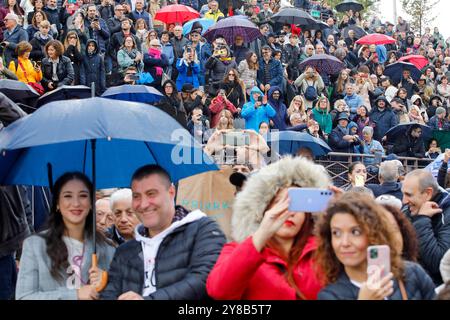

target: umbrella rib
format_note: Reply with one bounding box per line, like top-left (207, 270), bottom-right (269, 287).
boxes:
top-left (144, 141), bottom-right (158, 163)
top-left (82, 140), bottom-right (88, 175)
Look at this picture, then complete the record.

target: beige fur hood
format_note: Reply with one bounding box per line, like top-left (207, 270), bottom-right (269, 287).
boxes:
top-left (231, 157), bottom-right (331, 242)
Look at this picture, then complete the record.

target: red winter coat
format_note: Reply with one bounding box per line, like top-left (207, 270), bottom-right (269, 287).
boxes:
top-left (206, 236), bottom-right (323, 300)
top-left (208, 96), bottom-right (238, 128)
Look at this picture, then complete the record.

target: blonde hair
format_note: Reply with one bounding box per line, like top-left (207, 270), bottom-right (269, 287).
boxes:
top-left (287, 95), bottom-right (306, 117)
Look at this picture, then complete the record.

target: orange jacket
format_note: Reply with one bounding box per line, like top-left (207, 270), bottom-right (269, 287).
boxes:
top-left (8, 57), bottom-right (43, 83)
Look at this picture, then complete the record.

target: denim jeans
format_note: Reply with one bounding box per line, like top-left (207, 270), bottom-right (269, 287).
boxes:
top-left (0, 254), bottom-right (17, 300)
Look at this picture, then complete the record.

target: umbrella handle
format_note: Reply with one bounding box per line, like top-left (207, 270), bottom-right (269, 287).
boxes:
top-left (92, 253), bottom-right (108, 292)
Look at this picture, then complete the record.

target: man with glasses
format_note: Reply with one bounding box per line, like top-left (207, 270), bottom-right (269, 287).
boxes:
top-left (170, 25), bottom-right (188, 81)
top-left (107, 4), bottom-right (125, 34)
top-left (299, 44), bottom-right (314, 62)
top-left (231, 35), bottom-right (249, 65)
top-left (109, 18), bottom-right (141, 72)
top-left (84, 5), bottom-right (110, 55)
top-left (130, 0), bottom-right (152, 30)
top-left (2, 13), bottom-right (28, 66)
top-left (204, 0), bottom-right (224, 22)
top-left (257, 45), bottom-right (283, 94)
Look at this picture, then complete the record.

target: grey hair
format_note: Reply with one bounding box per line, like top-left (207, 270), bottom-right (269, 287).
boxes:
top-left (379, 161), bottom-right (400, 183)
top-left (376, 195), bottom-right (402, 211)
top-left (109, 188), bottom-right (132, 210)
top-left (405, 169), bottom-right (440, 195)
top-left (362, 126), bottom-right (373, 136)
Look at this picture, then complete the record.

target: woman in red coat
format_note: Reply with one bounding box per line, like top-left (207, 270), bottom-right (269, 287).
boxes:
top-left (206, 157), bottom-right (331, 300)
top-left (209, 87), bottom-right (238, 128)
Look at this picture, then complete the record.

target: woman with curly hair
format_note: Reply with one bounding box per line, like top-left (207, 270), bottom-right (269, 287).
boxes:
top-left (315, 192), bottom-right (436, 300)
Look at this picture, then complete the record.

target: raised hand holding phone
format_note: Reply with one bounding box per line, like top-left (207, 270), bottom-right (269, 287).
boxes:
top-left (288, 188), bottom-right (334, 213)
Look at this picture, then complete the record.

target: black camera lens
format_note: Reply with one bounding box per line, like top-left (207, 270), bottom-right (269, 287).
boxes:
top-left (370, 249), bottom-right (378, 259)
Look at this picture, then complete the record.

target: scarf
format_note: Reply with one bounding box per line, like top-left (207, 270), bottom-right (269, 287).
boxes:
top-left (49, 57), bottom-right (60, 81)
top-left (219, 57), bottom-right (233, 65)
top-left (337, 124), bottom-right (349, 136)
top-left (126, 48), bottom-right (137, 60)
top-left (148, 48), bottom-right (163, 76)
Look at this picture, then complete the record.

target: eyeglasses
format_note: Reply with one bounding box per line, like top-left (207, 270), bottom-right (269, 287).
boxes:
top-left (68, 36), bottom-right (77, 39)
top-left (151, 45), bottom-right (161, 47)
top-left (228, 73), bottom-right (235, 76)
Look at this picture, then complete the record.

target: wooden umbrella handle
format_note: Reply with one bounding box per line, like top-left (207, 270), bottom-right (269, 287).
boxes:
top-left (92, 253), bottom-right (108, 292)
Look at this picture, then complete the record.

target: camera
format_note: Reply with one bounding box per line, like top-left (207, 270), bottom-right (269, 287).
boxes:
top-left (370, 248), bottom-right (378, 259)
top-left (0, 42), bottom-right (6, 47)
top-left (128, 74), bottom-right (140, 81)
top-left (186, 47), bottom-right (192, 54)
top-left (257, 96), bottom-right (263, 103)
top-left (93, 16), bottom-right (99, 22)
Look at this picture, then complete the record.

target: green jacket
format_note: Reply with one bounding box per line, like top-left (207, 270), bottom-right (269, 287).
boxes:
top-left (312, 107), bottom-right (332, 135)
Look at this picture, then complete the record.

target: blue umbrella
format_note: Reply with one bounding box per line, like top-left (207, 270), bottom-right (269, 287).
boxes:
top-left (182, 18), bottom-right (214, 36)
top-left (266, 131), bottom-right (331, 156)
top-left (101, 84), bottom-right (163, 103)
top-left (36, 85), bottom-right (92, 108)
top-left (385, 123), bottom-right (433, 143)
top-left (299, 54), bottom-right (345, 75)
top-left (0, 97), bottom-right (217, 188)
top-left (384, 62), bottom-right (422, 85)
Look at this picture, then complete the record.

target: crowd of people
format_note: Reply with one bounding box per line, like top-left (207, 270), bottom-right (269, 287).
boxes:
top-left (1, 0), bottom-right (450, 302)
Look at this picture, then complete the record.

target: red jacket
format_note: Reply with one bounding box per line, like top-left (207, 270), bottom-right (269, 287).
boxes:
top-left (208, 96), bottom-right (238, 128)
top-left (206, 236), bottom-right (323, 300)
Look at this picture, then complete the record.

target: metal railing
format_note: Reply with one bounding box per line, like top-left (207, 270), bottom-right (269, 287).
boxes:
top-left (316, 152), bottom-right (434, 189)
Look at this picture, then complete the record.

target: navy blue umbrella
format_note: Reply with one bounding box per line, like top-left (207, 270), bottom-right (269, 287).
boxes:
top-left (203, 16), bottom-right (262, 45)
top-left (299, 54), bottom-right (345, 75)
top-left (36, 85), bottom-right (92, 108)
top-left (385, 123), bottom-right (433, 143)
top-left (271, 7), bottom-right (316, 26)
top-left (336, 0), bottom-right (364, 13)
top-left (101, 84), bottom-right (163, 103)
top-left (0, 79), bottom-right (40, 102)
top-left (384, 62), bottom-right (422, 85)
top-left (266, 131), bottom-right (331, 156)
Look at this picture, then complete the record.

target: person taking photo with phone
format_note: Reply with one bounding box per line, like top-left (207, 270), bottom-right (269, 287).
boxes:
top-left (241, 86), bottom-right (276, 133)
top-left (207, 156), bottom-right (331, 300)
top-left (315, 192), bottom-right (436, 300)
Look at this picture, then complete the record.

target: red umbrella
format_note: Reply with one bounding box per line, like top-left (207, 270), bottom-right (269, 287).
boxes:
top-left (356, 33), bottom-right (396, 45)
top-left (154, 4), bottom-right (200, 25)
top-left (398, 55), bottom-right (429, 70)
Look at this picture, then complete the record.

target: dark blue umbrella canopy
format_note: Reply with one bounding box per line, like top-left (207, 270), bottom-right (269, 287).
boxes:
top-left (36, 85), bottom-right (92, 108)
top-left (336, 0), bottom-right (364, 13)
top-left (0, 97), bottom-right (217, 187)
top-left (299, 54), bottom-right (345, 75)
top-left (203, 16), bottom-right (262, 44)
top-left (385, 123), bottom-right (433, 143)
top-left (266, 131), bottom-right (331, 156)
top-left (102, 84), bottom-right (164, 104)
top-left (384, 62), bottom-right (422, 85)
top-left (271, 7), bottom-right (316, 26)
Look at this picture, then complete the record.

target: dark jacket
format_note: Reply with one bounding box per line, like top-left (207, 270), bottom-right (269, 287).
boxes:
top-left (29, 33), bottom-right (52, 62)
top-left (109, 31), bottom-right (141, 60)
top-left (219, 81), bottom-right (245, 109)
top-left (100, 207), bottom-right (226, 300)
top-left (370, 96), bottom-right (399, 141)
top-left (318, 261), bottom-right (436, 300)
top-left (106, 16), bottom-right (122, 35)
top-left (267, 86), bottom-right (288, 131)
top-left (367, 182), bottom-right (403, 200)
top-left (391, 129), bottom-right (425, 158)
top-left (404, 190), bottom-right (450, 285)
top-left (205, 56), bottom-right (238, 84)
top-left (257, 57), bottom-right (284, 90)
top-left (80, 39), bottom-right (106, 95)
top-left (329, 126), bottom-right (360, 153)
top-left (63, 45), bottom-right (83, 85)
top-left (437, 161), bottom-right (448, 189)
top-left (43, 6), bottom-right (62, 31)
top-left (41, 55), bottom-right (75, 91)
top-left (230, 44), bottom-right (250, 65)
top-left (2, 25), bottom-right (29, 66)
top-left (143, 52), bottom-right (169, 91)
top-left (282, 43), bottom-right (301, 80)
top-left (84, 17), bottom-right (110, 54)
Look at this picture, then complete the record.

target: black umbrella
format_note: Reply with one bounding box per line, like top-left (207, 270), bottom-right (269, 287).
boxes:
top-left (36, 85), bottom-right (92, 108)
top-left (299, 54), bottom-right (345, 75)
top-left (271, 7), bottom-right (316, 26)
top-left (302, 20), bottom-right (329, 31)
top-left (218, 0), bottom-right (244, 13)
top-left (343, 25), bottom-right (367, 39)
top-left (0, 79), bottom-right (40, 102)
top-left (336, 0), bottom-right (364, 13)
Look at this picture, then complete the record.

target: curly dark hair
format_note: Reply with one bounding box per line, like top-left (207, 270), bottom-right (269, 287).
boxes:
top-left (314, 192), bottom-right (405, 285)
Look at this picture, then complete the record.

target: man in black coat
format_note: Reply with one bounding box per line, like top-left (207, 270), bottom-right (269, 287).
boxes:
top-left (101, 165), bottom-right (226, 300)
top-left (402, 169), bottom-right (450, 285)
top-left (328, 112), bottom-right (361, 154)
top-left (391, 123), bottom-right (426, 158)
top-left (367, 160), bottom-right (403, 200)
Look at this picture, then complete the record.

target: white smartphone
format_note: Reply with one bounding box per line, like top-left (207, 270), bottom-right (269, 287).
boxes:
top-left (287, 188), bottom-right (333, 213)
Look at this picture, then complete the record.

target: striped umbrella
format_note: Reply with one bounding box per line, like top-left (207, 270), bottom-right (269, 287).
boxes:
top-left (299, 54), bottom-right (345, 75)
top-left (203, 16), bottom-right (262, 44)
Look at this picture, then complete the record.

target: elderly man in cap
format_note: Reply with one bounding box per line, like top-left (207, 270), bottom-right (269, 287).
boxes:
top-left (329, 112), bottom-right (361, 153)
top-left (2, 13), bottom-right (28, 66)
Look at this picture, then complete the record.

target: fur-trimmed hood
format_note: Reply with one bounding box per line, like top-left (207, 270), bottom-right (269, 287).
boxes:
top-left (231, 156), bottom-right (331, 242)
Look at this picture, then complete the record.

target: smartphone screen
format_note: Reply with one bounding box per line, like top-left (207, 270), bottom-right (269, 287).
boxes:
top-left (355, 175), bottom-right (365, 187)
top-left (367, 245), bottom-right (390, 288)
top-left (288, 188), bottom-right (333, 213)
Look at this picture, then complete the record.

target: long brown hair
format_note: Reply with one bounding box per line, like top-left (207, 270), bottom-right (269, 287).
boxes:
top-left (264, 189), bottom-right (315, 299)
top-left (314, 192), bottom-right (405, 285)
top-left (245, 51), bottom-right (258, 70)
